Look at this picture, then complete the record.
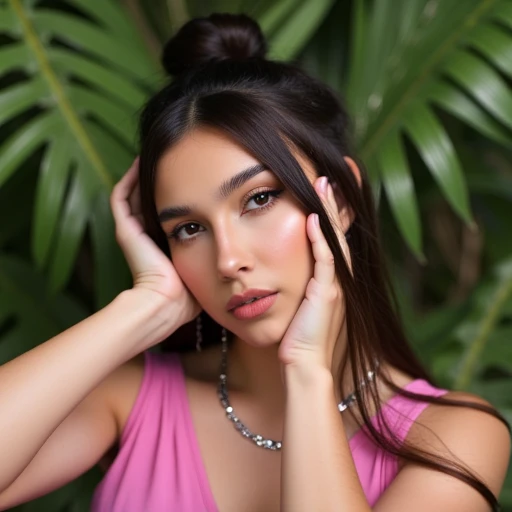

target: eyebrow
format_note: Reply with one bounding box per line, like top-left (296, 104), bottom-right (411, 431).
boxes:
top-left (157, 163), bottom-right (267, 223)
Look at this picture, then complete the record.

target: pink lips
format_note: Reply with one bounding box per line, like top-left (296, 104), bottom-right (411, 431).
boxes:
top-left (226, 288), bottom-right (277, 311)
top-left (229, 293), bottom-right (278, 320)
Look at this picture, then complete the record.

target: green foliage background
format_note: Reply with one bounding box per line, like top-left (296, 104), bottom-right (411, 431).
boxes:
top-left (0, 0), bottom-right (511, 509)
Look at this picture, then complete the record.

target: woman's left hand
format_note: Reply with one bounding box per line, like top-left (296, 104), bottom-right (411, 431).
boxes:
top-left (277, 176), bottom-right (351, 372)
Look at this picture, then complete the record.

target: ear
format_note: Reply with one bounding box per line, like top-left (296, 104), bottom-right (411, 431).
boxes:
top-left (330, 157), bottom-right (362, 233)
top-left (344, 156), bottom-right (362, 188)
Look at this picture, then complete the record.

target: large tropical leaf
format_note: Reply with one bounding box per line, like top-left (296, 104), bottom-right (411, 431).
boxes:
top-left (402, 254), bottom-right (512, 388)
top-left (259, 0), bottom-right (335, 60)
top-left (0, 1), bottom-right (511, 510)
top-left (0, 0), bottom-right (159, 306)
top-left (0, 253), bottom-right (87, 364)
top-left (329, 0), bottom-right (512, 259)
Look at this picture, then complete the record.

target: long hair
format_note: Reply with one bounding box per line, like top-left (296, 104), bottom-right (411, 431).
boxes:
top-left (137, 13), bottom-right (509, 510)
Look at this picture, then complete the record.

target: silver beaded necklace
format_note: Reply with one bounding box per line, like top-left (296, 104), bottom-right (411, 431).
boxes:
top-left (217, 328), bottom-right (378, 451)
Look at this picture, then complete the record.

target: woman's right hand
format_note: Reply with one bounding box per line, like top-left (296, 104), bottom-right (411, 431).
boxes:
top-left (110, 157), bottom-right (201, 331)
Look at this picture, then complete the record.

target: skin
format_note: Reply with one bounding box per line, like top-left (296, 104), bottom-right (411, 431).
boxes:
top-left (148, 126), bottom-right (509, 510)
top-left (154, 126), bottom-right (409, 437)
top-left (62, 125), bottom-right (507, 511)
top-left (0, 128), bottom-right (507, 512)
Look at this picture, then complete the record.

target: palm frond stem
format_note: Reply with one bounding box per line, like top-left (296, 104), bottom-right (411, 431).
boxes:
top-left (454, 270), bottom-right (512, 389)
top-left (9, 0), bottom-right (114, 190)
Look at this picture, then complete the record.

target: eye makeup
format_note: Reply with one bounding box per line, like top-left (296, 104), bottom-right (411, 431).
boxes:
top-left (167, 187), bottom-right (284, 243)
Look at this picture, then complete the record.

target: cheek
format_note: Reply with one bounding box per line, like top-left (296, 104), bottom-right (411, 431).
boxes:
top-left (171, 249), bottom-right (209, 299)
top-left (263, 211), bottom-right (313, 267)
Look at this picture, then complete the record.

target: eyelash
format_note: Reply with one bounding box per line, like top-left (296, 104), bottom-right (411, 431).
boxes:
top-left (167, 187), bottom-right (284, 243)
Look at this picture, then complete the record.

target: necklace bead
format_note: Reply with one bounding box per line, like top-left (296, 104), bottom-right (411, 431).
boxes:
top-left (218, 328), bottom-right (378, 451)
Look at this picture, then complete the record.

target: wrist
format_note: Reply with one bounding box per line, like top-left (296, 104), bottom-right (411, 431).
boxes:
top-left (111, 290), bottom-right (180, 351)
top-left (284, 363), bottom-right (334, 395)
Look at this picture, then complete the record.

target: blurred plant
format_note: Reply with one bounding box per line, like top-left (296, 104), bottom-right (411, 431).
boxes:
top-left (0, 0), bottom-right (511, 509)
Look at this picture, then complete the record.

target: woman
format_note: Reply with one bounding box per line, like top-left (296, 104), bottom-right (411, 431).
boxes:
top-left (0, 12), bottom-right (509, 512)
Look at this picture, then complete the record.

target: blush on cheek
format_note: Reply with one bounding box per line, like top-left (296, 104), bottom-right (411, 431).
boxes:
top-left (173, 254), bottom-right (207, 300)
top-left (262, 211), bottom-right (313, 324)
top-left (264, 212), bottom-right (310, 257)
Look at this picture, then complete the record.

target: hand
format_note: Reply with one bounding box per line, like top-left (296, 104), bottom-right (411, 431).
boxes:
top-left (277, 176), bottom-right (350, 371)
top-left (110, 158), bottom-right (200, 330)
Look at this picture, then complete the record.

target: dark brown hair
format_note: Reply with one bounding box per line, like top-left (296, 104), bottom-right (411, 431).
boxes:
top-left (137, 13), bottom-right (510, 510)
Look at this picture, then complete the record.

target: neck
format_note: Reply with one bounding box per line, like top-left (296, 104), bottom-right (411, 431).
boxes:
top-left (226, 321), bottom-right (355, 417)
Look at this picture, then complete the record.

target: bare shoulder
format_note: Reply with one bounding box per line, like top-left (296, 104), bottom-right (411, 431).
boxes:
top-left (410, 390), bottom-right (510, 447)
top-left (405, 390), bottom-right (510, 495)
top-left (374, 390), bottom-right (511, 511)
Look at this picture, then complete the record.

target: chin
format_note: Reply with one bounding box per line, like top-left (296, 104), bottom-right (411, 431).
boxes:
top-left (205, 293), bottom-right (300, 348)
top-left (239, 334), bottom-right (281, 349)
top-left (227, 316), bottom-right (292, 349)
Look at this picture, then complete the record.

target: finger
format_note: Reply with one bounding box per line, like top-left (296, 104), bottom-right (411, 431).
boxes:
top-left (111, 157), bottom-right (139, 199)
top-left (307, 212), bottom-right (336, 287)
top-left (129, 180), bottom-right (142, 216)
top-left (316, 177), bottom-right (352, 275)
top-left (110, 157), bottom-right (140, 221)
top-left (315, 177), bottom-right (343, 241)
top-left (326, 182), bottom-right (344, 238)
top-left (326, 182), bottom-right (353, 272)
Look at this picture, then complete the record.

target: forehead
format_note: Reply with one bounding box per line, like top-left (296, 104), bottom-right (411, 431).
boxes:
top-left (154, 127), bottom-right (317, 207)
top-left (155, 128), bottom-right (258, 198)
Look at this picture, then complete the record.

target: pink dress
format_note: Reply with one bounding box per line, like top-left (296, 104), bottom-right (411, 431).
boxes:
top-left (91, 351), bottom-right (448, 511)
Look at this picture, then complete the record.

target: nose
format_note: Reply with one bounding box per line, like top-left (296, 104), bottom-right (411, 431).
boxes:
top-left (215, 222), bottom-right (253, 281)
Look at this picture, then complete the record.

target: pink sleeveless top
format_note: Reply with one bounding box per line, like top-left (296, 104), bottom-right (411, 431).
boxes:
top-left (91, 351), bottom-right (448, 511)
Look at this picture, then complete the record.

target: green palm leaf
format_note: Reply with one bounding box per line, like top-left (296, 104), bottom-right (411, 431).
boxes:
top-left (0, 254), bottom-right (87, 365)
top-left (32, 132), bottom-right (73, 269)
top-left (0, 0), bottom-right (511, 509)
top-left (403, 103), bottom-right (472, 224)
top-left (377, 130), bottom-right (424, 260)
top-left (261, 0), bottom-right (335, 60)
top-left (0, 0), bottom-right (158, 304)
top-left (428, 81), bottom-right (512, 147)
top-left (339, 0), bottom-right (512, 257)
top-left (454, 257), bottom-right (512, 390)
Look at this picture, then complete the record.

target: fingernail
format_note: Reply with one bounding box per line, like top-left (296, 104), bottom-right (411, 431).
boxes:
top-left (313, 213), bottom-right (319, 227)
top-left (318, 176), bottom-right (328, 195)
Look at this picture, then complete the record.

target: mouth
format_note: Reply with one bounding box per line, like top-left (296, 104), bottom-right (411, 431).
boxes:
top-left (229, 293), bottom-right (278, 320)
top-left (234, 295), bottom-right (267, 307)
top-left (226, 289), bottom-right (277, 312)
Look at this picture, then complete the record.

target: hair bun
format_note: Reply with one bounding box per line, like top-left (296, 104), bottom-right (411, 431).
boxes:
top-left (161, 13), bottom-right (268, 77)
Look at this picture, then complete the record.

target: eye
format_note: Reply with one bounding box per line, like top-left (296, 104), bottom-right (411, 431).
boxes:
top-left (167, 222), bottom-right (204, 242)
top-left (168, 188), bottom-right (284, 244)
top-left (243, 189), bottom-right (283, 213)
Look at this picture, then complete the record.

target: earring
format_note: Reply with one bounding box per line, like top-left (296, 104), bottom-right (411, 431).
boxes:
top-left (221, 327), bottom-right (227, 349)
top-left (196, 315), bottom-right (202, 352)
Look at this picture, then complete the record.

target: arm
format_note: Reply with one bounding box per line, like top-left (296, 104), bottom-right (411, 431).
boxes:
top-left (0, 158), bottom-right (199, 508)
top-left (281, 374), bottom-right (511, 512)
top-left (0, 289), bottom-right (171, 498)
top-left (278, 176), bottom-right (370, 510)
top-left (373, 392), bottom-right (511, 512)
top-left (279, 176), bottom-right (510, 510)
top-left (281, 364), bottom-right (371, 512)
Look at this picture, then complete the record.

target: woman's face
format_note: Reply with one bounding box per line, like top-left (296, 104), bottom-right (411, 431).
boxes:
top-left (154, 127), bottom-right (315, 347)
